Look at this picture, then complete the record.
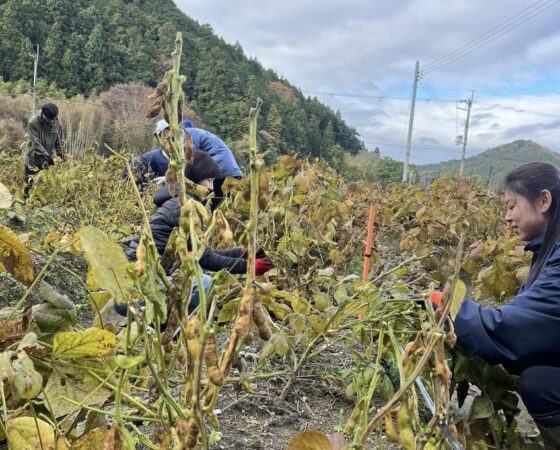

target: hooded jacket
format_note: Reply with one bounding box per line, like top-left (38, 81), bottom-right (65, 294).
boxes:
top-left (25, 114), bottom-right (63, 168)
top-left (455, 236), bottom-right (560, 374)
top-left (125, 185), bottom-right (247, 274)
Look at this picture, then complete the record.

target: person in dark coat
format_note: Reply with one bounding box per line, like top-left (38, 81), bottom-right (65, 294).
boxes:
top-left (24, 103), bottom-right (64, 199)
top-left (116, 150), bottom-right (271, 317)
top-left (454, 163), bottom-right (560, 449)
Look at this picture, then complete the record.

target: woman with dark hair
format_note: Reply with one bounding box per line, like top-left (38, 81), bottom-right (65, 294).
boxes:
top-left (455, 162), bottom-right (560, 448)
top-left (116, 150), bottom-right (271, 317)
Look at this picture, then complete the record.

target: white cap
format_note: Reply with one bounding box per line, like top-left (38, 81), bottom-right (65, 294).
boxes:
top-left (155, 119), bottom-right (170, 135)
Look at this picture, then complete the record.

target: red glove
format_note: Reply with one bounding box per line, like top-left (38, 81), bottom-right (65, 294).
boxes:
top-left (255, 258), bottom-right (272, 276)
top-left (431, 291), bottom-right (442, 307)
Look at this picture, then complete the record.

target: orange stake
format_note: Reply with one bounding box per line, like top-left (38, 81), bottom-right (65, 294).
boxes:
top-left (506, 222), bottom-right (511, 240)
top-left (362, 203), bottom-right (377, 283)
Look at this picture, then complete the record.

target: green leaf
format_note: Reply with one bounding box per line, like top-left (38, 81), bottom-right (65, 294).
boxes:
top-left (334, 285), bottom-right (347, 304)
top-left (469, 395), bottom-right (494, 421)
top-left (286, 250), bottom-right (298, 263)
top-left (288, 313), bottom-right (306, 333)
top-left (43, 365), bottom-right (112, 417)
top-left (53, 328), bottom-right (118, 359)
top-left (316, 267), bottom-right (334, 277)
top-left (114, 354), bottom-right (145, 369)
top-left (308, 315), bottom-right (327, 334)
top-left (217, 300), bottom-right (239, 324)
top-left (6, 417), bottom-right (55, 450)
top-left (260, 332), bottom-right (289, 359)
top-left (12, 352), bottom-right (42, 400)
top-left (450, 280), bottom-right (467, 320)
top-left (80, 226), bottom-right (133, 305)
top-left (291, 296), bottom-right (310, 314)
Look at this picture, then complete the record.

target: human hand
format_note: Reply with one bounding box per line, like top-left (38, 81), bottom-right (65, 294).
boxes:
top-left (255, 258), bottom-right (273, 276)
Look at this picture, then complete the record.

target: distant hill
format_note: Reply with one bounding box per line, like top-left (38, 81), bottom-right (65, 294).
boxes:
top-left (416, 140), bottom-right (560, 185)
top-left (0, 0), bottom-right (363, 159)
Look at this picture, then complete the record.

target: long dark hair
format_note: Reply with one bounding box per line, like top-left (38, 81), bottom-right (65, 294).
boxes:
top-left (504, 162), bottom-right (560, 283)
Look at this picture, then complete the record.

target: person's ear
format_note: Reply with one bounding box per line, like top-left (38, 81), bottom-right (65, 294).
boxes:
top-left (539, 189), bottom-right (553, 213)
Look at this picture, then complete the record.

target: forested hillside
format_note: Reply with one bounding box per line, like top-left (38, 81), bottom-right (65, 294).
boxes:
top-left (416, 140), bottom-right (560, 185)
top-left (0, 0), bottom-right (363, 159)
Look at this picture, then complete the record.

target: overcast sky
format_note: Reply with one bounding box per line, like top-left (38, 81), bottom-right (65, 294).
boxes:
top-left (177, 0), bottom-right (560, 164)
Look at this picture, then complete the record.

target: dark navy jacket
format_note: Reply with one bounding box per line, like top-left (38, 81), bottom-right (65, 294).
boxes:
top-left (125, 185), bottom-right (247, 274)
top-left (127, 148), bottom-right (169, 185)
top-left (455, 236), bottom-right (560, 374)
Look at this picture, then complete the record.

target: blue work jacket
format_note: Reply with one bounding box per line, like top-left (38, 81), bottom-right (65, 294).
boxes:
top-left (185, 127), bottom-right (241, 178)
top-left (455, 236), bottom-right (560, 374)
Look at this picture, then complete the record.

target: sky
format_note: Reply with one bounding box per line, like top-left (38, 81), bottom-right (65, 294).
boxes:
top-left (176, 0), bottom-right (560, 164)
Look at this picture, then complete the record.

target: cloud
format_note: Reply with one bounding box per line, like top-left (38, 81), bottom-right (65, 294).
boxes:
top-left (176, 0), bottom-right (560, 162)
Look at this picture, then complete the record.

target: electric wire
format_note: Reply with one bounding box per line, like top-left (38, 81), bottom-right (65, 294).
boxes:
top-left (423, 0), bottom-right (560, 74)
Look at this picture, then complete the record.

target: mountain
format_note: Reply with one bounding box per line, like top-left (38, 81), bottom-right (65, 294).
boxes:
top-left (416, 140), bottom-right (560, 185)
top-left (0, 0), bottom-right (363, 159)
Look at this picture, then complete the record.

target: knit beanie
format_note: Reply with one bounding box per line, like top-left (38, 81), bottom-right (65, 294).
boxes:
top-left (185, 150), bottom-right (221, 184)
top-left (41, 103), bottom-right (58, 120)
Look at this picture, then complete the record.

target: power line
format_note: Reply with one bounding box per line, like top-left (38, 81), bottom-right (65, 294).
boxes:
top-left (423, 0), bottom-right (560, 74)
top-left (303, 89), bottom-right (459, 103)
top-left (418, 79), bottom-right (459, 121)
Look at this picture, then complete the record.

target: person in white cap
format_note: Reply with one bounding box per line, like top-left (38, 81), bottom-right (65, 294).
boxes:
top-left (124, 119), bottom-right (242, 209)
top-left (123, 119), bottom-right (172, 187)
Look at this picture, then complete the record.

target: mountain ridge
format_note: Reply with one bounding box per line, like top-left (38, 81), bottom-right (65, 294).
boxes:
top-left (416, 140), bottom-right (560, 185)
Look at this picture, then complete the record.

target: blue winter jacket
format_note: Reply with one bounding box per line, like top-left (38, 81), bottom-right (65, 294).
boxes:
top-left (185, 127), bottom-right (241, 178)
top-left (455, 236), bottom-right (560, 374)
top-left (124, 127), bottom-right (241, 184)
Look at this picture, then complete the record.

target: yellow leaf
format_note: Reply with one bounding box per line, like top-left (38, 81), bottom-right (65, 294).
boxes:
top-left (0, 225), bottom-right (35, 286)
top-left (89, 291), bottom-right (112, 312)
top-left (70, 428), bottom-right (109, 450)
top-left (450, 280), bottom-right (467, 320)
top-left (293, 194), bottom-right (308, 205)
top-left (0, 183), bottom-right (12, 209)
top-left (80, 226), bottom-right (133, 305)
top-left (287, 431), bottom-right (334, 450)
top-left (44, 365), bottom-right (112, 417)
top-left (6, 417), bottom-right (55, 450)
top-left (56, 436), bottom-right (70, 450)
top-left (53, 328), bottom-right (118, 359)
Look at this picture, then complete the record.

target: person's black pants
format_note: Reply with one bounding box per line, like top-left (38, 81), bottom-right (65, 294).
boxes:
top-left (23, 165), bottom-right (41, 200)
top-left (520, 366), bottom-right (560, 427)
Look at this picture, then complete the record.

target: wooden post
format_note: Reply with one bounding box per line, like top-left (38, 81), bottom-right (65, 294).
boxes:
top-left (362, 204), bottom-right (377, 283)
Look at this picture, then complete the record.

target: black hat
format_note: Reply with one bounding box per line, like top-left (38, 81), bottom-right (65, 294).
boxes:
top-left (41, 103), bottom-right (58, 120)
top-left (185, 150), bottom-right (221, 184)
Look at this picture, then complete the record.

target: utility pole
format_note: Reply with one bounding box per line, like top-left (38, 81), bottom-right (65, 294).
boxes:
top-left (30, 44), bottom-right (40, 116)
top-left (402, 61), bottom-right (420, 183)
top-left (458, 91), bottom-right (474, 177)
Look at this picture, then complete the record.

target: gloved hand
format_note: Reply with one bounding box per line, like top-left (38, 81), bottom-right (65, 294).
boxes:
top-left (431, 291), bottom-right (442, 307)
top-left (255, 258), bottom-right (273, 276)
top-left (46, 156), bottom-right (54, 166)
